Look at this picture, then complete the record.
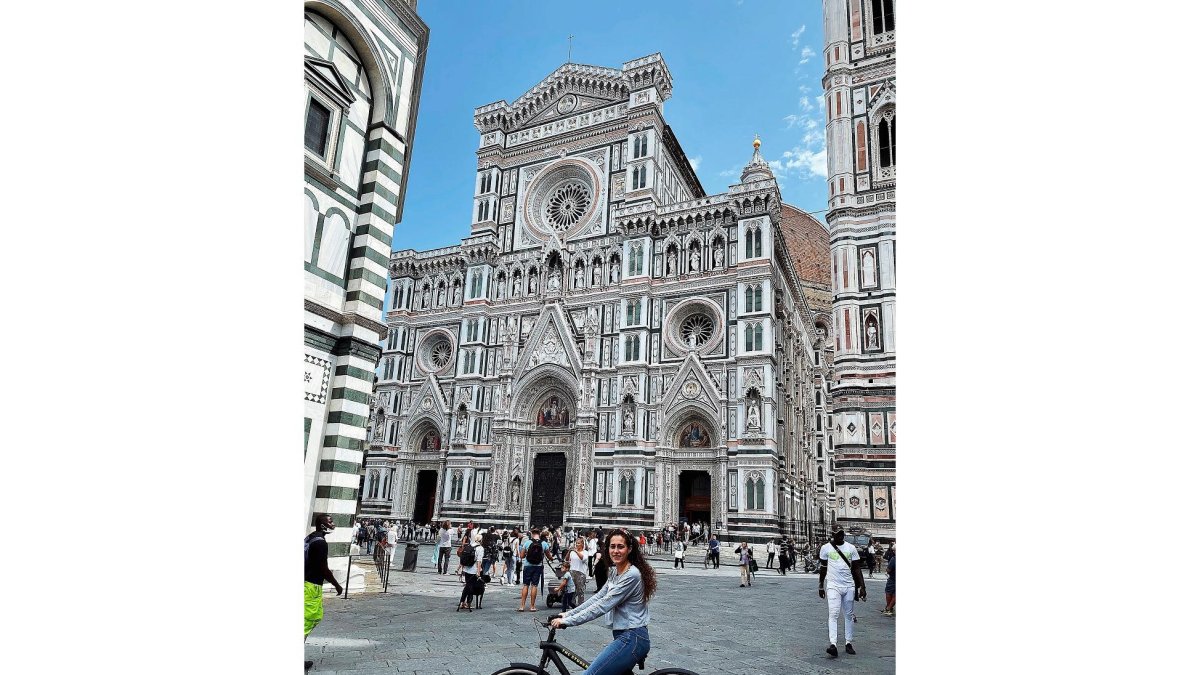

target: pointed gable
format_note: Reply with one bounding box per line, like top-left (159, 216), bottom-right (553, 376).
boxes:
top-left (659, 352), bottom-right (722, 416)
top-left (513, 303), bottom-right (583, 376)
top-left (406, 373), bottom-right (449, 429)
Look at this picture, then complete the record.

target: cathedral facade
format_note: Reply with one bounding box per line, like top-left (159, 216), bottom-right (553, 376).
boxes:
top-left (362, 54), bottom-right (833, 543)
top-left (822, 0), bottom-right (897, 539)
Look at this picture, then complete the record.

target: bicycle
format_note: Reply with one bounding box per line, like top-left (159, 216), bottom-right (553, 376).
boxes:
top-left (489, 619), bottom-right (698, 675)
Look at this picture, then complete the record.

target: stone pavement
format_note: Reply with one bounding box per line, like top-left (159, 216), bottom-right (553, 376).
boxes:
top-left (306, 544), bottom-right (894, 674)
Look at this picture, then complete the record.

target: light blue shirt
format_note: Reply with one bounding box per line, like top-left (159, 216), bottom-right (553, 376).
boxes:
top-left (561, 564), bottom-right (649, 630)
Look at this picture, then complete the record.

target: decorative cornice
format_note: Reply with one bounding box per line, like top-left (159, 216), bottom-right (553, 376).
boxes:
top-left (304, 298), bottom-right (387, 339)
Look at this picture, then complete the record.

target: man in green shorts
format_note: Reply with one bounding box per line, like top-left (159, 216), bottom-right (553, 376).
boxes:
top-left (304, 514), bottom-right (344, 670)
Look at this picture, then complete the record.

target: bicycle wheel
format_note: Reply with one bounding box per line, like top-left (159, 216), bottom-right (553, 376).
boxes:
top-left (488, 664), bottom-right (550, 675)
top-left (648, 669), bottom-right (699, 675)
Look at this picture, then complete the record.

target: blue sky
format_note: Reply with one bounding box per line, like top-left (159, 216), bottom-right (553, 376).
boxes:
top-left (394, 0), bottom-right (826, 252)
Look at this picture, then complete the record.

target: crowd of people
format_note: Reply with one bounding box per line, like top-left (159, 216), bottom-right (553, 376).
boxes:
top-left (307, 516), bottom-right (895, 669)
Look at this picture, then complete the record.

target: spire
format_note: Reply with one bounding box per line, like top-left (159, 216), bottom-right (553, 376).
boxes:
top-left (740, 134), bottom-right (774, 183)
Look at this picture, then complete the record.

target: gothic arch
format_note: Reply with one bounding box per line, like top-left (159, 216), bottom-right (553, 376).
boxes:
top-left (511, 366), bottom-right (579, 426)
top-left (408, 417), bottom-right (444, 452)
top-left (660, 402), bottom-right (723, 447)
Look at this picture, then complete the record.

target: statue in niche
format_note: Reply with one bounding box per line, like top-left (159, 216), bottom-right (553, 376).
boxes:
top-left (666, 250), bottom-right (676, 276)
top-left (866, 321), bottom-right (880, 350)
top-left (436, 286), bottom-right (445, 306)
top-left (592, 264), bottom-right (601, 285)
top-left (746, 402), bottom-right (761, 431)
top-left (512, 275), bottom-right (521, 297)
top-left (623, 408), bottom-right (635, 433)
top-left (510, 480), bottom-right (521, 507)
top-left (422, 287), bottom-right (431, 309)
top-left (454, 409), bottom-right (468, 440)
top-left (609, 260), bottom-right (619, 283)
top-left (713, 245), bottom-right (724, 268)
top-left (372, 419), bottom-right (384, 441)
top-left (574, 266), bottom-right (584, 288)
top-left (529, 274), bottom-right (539, 295)
top-left (452, 284), bottom-right (461, 305)
top-left (497, 278), bottom-right (507, 300)
top-left (689, 247), bottom-right (701, 272)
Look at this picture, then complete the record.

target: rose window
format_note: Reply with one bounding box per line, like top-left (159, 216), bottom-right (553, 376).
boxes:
top-left (545, 181), bottom-right (591, 231)
top-left (420, 334), bottom-right (454, 372)
top-left (430, 339), bottom-right (452, 368)
top-left (680, 313), bottom-right (715, 347)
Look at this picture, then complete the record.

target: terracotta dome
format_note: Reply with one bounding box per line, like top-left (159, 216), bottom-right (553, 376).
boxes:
top-left (778, 203), bottom-right (830, 287)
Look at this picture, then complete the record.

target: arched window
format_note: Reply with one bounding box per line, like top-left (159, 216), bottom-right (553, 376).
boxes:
top-left (315, 210), bottom-right (351, 280)
top-left (450, 471), bottom-right (464, 501)
top-left (381, 471), bottom-right (390, 500)
top-left (878, 115), bottom-right (895, 168)
top-left (745, 474), bottom-right (765, 510)
top-left (619, 472), bottom-right (635, 505)
top-left (744, 324), bottom-right (754, 352)
top-left (744, 227), bottom-right (762, 259)
top-left (872, 0), bottom-right (895, 33)
top-left (367, 470), bottom-right (379, 499)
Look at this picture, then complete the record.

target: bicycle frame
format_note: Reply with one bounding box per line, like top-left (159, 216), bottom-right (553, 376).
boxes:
top-left (537, 626), bottom-right (591, 674)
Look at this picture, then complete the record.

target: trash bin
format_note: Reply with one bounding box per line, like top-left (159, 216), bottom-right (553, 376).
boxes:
top-left (402, 541), bottom-right (420, 572)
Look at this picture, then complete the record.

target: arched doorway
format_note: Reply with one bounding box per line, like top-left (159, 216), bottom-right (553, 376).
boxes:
top-left (678, 471), bottom-right (711, 526)
top-left (530, 453), bottom-right (567, 528)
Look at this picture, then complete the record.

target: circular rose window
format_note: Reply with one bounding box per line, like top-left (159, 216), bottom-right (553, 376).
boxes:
top-left (680, 313), bottom-right (715, 348)
top-left (522, 160), bottom-right (601, 242)
top-left (419, 334), bottom-right (454, 372)
top-left (663, 298), bottom-right (724, 356)
top-left (545, 181), bottom-right (591, 231)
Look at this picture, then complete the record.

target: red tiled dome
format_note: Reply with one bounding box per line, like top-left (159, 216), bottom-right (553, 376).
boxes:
top-left (779, 203), bottom-right (830, 287)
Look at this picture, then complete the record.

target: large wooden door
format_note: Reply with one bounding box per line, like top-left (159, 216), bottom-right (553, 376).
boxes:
top-left (529, 452), bottom-right (566, 528)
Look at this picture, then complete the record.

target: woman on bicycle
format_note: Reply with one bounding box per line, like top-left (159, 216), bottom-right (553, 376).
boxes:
top-left (549, 530), bottom-right (656, 675)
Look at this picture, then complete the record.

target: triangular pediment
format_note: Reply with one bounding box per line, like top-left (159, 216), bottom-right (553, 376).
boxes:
top-left (513, 302), bottom-right (582, 376)
top-left (660, 352), bottom-right (722, 415)
top-left (304, 55), bottom-right (356, 109)
top-left (516, 92), bottom-right (625, 129)
top-left (867, 81), bottom-right (896, 117)
top-left (406, 373), bottom-right (450, 421)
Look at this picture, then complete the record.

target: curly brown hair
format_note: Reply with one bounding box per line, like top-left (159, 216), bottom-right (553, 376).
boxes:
top-left (604, 529), bottom-right (657, 601)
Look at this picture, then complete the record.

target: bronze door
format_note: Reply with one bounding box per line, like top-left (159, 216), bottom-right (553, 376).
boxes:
top-left (529, 452), bottom-right (567, 528)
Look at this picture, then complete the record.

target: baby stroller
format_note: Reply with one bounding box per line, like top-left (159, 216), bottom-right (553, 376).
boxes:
top-left (544, 562), bottom-right (568, 608)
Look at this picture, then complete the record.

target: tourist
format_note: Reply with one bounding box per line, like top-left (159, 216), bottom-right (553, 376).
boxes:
top-left (737, 542), bottom-right (752, 587)
top-left (387, 521), bottom-right (400, 568)
top-left (457, 532), bottom-right (485, 612)
top-left (567, 537), bottom-right (589, 606)
top-left (304, 514), bottom-right (344, 671)
top-left (551, 558), bottom-right (579, 612)
top-left (550, 530), bottom-right (657, 675)
top-left (504, 529), bottom-right (519, 585)
top-left (517, 530), bottom-right (550, 612)
top-left (818, 529), bottom-right (866, 658)
top-left (586, 530), bottom-right (599, 576)
top-left (707, 533), bottom-right (720, 569)
top-left (673, 539), bottom-right (686, 568)
top-left (766, 539), bottom-right (777, 569)
top-left (436, 520), bottom-right (453, 574)
top-left (882, 543), bottom-right (895, 617)
top-left (862, 542), bottom-right (876, 579)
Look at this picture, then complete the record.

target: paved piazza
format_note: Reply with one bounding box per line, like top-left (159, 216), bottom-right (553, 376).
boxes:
top-left (307, 546), bottom-right (895, 674)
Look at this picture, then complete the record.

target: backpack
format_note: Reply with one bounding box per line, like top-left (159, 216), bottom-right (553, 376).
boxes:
top-left (460, 544), bottom-right (477, 568)
top-left (525, 541), bottom-right (545, 565)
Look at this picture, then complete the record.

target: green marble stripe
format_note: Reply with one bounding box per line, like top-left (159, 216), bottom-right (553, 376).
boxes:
top-left (319, 459), bottom-right (361, 474)
top-left (345, 289), bottom-right (385, 310)
top-left (353, 223), bottom-right (392, 248)
top-left (359, 181), bottom-right (398, 207)
top-left (362, 159), bottom-right (403, 186)
top-left (304, 171), bottom-right (357, 209)
top-left (322, 434), bottom-right (365, 450)
top-left (351, 245), bottom-right (391, 269)
top-left (365, 135), bottom-right (405, 163)
top-left (316, 485), bottom-right (358, 500)
top-left (356, 200), bottom-right (394, 222)
top-left (304, 261), bottom-right (344, 285)
top-left (346, 265), bottom-right (388, 291)
top-left (328, 410), bottom-right (368, 427)
top-left (335, 364), bottom-right (375, 382)
top-left (330, 387), bottom-right (370, 405)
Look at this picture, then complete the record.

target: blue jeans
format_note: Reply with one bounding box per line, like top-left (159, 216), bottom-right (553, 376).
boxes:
top-left (584, 626), bottom-right (650, 675)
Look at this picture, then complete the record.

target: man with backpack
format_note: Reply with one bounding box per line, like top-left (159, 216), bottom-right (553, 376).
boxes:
top-left (516, 530), bottom-right (549, 612)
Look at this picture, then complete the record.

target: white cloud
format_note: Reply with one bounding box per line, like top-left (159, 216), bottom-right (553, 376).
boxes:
top-left (718, 166), bottom-right (740, 177)
top-left (688, 155), bottom-right (703, 171)
top-left (783, 114), bottom-right (801, 129)
top-left (776, 147), bottom-right (827, 179)
top-left (798, 46), bottom-right (816, 65)
top-left (790, 25), bottom-right (806, 49)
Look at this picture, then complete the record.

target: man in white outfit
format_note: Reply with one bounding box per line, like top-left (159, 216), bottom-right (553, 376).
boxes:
top-left (818, 528), bottom-right (866, 658)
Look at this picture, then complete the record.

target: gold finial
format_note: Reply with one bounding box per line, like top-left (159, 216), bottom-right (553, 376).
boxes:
top-left (753, 134), bottom-right (761, 149)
